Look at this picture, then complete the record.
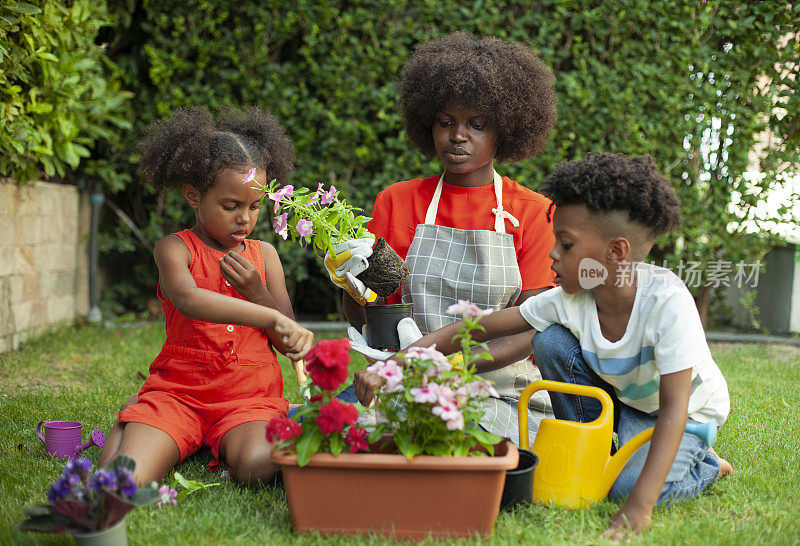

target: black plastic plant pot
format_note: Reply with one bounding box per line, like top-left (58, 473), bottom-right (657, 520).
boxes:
top-left (363, 303), bottom-right (413, 351)
top-left (500, 449), bottom-right (539, 510)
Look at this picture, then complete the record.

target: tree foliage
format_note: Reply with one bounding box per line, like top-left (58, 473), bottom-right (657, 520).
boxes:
top-left (4, 1), bottom-right (799, 323)
top-left (0, 1), bottom-right (132, 184)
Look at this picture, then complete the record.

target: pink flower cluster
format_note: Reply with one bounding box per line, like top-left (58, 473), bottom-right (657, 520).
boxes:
top-left (371, 342), bottom-right (500, 432)
top-left (305, 182), bottom-right (338, 205)
top-left (446, 300), bottom-right (494, 319)
top-left (403, 345), bottom-right (451, 375)
top-left (157, 485), bottom-right (178, 508)
top-left (366, 359), bottom-right (404, 393)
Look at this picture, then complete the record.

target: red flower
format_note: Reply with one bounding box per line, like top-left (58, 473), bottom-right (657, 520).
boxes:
top-left (344, 426), bottom-right (369, 453)
top-left (265, 417), bottom-right (302, 443)
top-left (316, 398), bottom-right (358, 434)
top-left (305, 338), bottom-right (351, 391)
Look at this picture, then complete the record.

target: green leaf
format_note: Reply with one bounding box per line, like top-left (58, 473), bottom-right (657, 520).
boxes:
top-left (329, 432), bottom-right (345, 456)
top-left (35, 51), bottom-right (59, 62)
top-left (6, 3), bottom-right (41, 15)
top-left (295, 424), bottom-right (323, 467)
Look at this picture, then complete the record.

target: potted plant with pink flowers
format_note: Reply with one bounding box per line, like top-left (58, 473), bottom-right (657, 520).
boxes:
top-left (268, 303), bottom-right (519, 540)
top-left (252, 175), bottom-right (409, 299)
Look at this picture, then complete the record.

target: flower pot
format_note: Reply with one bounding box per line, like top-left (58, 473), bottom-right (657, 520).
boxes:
top-left (356, 237), bottom-right (410, 297)
top-left (500, 448), bottom-right (539, 510)
top-left (73, 518), bottom-right (127, 546)
top-left (363, 303), bottom-right (413, 351)
top-left (273, 439), bottom-right (519, 540)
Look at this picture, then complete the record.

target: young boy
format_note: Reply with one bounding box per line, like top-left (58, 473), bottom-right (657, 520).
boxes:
top-left (370, 152), bottom-right (732, 537)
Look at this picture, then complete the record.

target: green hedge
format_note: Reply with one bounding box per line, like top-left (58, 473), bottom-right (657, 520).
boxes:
top-left (0, 1), bottom-right (132, 184)
top-left (64, 1), bottom-right (800, 322)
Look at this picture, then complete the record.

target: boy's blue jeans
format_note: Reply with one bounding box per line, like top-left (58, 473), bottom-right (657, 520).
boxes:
top-left (532, 325), bottom-right (720, 506)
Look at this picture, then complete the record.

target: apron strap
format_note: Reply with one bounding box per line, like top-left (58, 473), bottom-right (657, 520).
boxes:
top-left (424, 170), bottom-right (520, 233)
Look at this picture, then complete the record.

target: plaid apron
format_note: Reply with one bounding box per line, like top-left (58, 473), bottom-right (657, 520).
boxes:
top-left (401, 171), bottom-right (552, 445)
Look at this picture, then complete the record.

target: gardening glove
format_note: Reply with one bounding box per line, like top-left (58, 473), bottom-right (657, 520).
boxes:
top-left (347, 317), bottom-right (423, 362)
top-left (324, 238), bottom-right (377, 305)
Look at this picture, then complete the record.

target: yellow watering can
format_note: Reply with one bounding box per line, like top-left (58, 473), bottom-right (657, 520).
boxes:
top-left (518, 380), bottom-right (716, 508)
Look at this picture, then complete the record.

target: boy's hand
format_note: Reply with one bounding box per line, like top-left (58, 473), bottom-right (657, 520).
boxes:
top-left (220, 251), bottom-right (268, 304)
top-left (353, 368), bottom-right (384, 406)
top-left (602, 502), bottom-right (652, 541)
top-left (272, 314), bottom-right (314, 361)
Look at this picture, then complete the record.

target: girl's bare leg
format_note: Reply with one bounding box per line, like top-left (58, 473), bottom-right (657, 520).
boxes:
top-left (219, 421), bottom-right (278, 488)
top-left (103, 422), bottom-right (181, 485)
top-left (99, 393), bottom-right (140, 466)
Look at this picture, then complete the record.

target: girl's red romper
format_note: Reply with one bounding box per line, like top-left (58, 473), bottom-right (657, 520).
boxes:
top-left (119, 229), bottom-right (288, 460)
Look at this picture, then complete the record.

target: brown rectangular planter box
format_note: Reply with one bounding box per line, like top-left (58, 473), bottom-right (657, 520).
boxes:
top-left (273, 439), bottom-right (519, 540)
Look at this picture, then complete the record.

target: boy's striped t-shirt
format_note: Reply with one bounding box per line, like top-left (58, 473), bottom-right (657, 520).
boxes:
top-left (520, 263), bottom-right (730, 425)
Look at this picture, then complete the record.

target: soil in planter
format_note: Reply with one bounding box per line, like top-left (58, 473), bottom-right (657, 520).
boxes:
top-left (356, 238), bottom-right (410, 297)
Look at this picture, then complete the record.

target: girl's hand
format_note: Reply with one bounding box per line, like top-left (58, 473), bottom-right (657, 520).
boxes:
top-left (272, 314), bottom-right (314, 361)
top-left (220, 251), bottom-right (268, 304)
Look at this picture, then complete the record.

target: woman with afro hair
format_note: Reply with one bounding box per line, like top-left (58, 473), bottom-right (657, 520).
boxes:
top-left (334, 32), bottom-right (559, 445)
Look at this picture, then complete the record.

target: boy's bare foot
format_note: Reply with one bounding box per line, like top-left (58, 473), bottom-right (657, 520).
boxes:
top-left (710, 448), bottom-right (733, 477)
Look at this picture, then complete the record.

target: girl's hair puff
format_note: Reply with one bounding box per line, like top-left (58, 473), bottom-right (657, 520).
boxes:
top-left (138, 105), bottom-right (294, 194)
top-left (400, 32), bottom-right (557, 162)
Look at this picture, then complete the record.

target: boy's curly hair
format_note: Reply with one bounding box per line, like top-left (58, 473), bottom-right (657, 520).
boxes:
top-left (138, 105), bottom-right (294, 194)
top-left (541, 153), bottom-right (681, 237)
top-left (399, 32), bottom-right (557, 162)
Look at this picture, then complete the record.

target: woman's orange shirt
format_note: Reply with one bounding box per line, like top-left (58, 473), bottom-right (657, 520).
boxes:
top-left (368, 174), bottom-right (555, 303)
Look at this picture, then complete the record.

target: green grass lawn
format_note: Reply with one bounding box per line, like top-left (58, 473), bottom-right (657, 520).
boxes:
top-left (1, 322), bottom-right (798, 545)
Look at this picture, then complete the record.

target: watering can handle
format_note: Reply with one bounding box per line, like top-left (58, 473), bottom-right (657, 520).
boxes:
top-left (36, 421), bottom-right (46, 443)
top-left (517, 380), bottom-right (614, 450)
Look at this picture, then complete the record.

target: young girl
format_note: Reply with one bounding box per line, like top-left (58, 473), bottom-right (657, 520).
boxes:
top-left (334, 32), bottom-right (559, 444)
top-left (99, 105), bottom-right (314, 487)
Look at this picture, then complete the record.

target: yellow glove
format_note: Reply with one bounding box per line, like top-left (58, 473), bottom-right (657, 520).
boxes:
top-left (447, 352), bottom-right (465, 371)
top-left (324, 238), bottom-right (378, 305)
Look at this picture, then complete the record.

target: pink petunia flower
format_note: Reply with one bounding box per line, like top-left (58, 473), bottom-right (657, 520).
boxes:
top-left (320, 185), bottom-right (338, 205)
top-left (431, 395), bottom-right (464, 431)
top-left (457, 380), bottom-right (500, 400)
top-left (242, 167), bottom-right (257, 184)
top-left (410, 382), bottom-right (440, 404)
top-left (366, 359), bottom-right (404, 393)
top-left (157, 485), bottom-right (177, 508)
top-left (267, 185), bottom-right (294, 212)
top-left (446, 300), bottom-right (492, 319)
top-left (295, 218), bottom-right (314, 237)
top-left (306, 182), bottom-right (325, 205)
top-left (403, 345), bottom-right (451, 374)
top-left (273, 212), bottom-right (289, 240)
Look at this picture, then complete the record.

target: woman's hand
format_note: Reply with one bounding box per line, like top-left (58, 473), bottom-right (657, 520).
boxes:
top-left (324, 238), bottom-right (377, 305)
top-left (271, 314), bottom-right (314, 361)
top-left (220, 251), bottom-right (268, 304)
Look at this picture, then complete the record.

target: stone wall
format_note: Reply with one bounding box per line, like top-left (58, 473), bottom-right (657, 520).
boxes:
top-left (0, 181), bottom-right (90, 353)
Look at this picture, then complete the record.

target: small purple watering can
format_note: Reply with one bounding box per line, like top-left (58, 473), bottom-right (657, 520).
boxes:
top-left (36, 420), bottom-right (106, 459)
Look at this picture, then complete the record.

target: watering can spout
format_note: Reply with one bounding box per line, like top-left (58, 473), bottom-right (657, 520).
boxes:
top-left (602, 418), bottom-right (718, 492)
top-left (603, 428), bottom-right (654, 491)
top-left (76, 429), bottom-right (106, 454)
